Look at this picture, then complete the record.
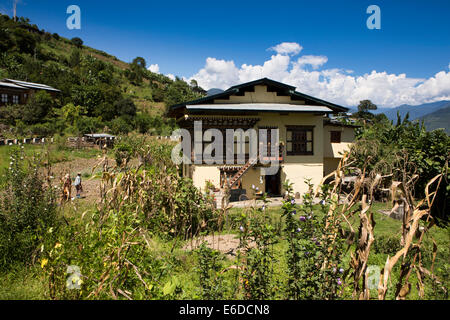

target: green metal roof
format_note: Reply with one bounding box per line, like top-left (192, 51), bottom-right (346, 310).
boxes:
top-left (168, 78), bottom-right (348, 117)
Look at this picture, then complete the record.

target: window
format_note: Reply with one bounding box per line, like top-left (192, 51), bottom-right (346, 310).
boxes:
top-left (330, 131), bottom-right (341, 143)
top-left (1, 94), bottom-right (7, 103)
top-left (286, 126), bottom-right (314, 155)
top-left (12, 95), bottom-right (19, 104)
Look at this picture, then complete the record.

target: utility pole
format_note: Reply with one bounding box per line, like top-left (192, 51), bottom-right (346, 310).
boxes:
top-left (13, 0), bottom-right (17, 22)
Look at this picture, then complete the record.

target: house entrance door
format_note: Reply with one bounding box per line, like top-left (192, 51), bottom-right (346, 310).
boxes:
top-left (265, 168), bottom-right (281, 196)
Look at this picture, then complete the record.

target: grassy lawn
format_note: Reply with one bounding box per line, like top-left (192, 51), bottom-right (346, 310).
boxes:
top-left (0, 265), bottom-right (48, 300)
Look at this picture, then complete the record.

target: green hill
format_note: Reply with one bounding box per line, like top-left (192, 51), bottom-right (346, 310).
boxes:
top-left (418, 106), bottom-right (450, 134)
top-left (0, 14), bottom-right (205, 137)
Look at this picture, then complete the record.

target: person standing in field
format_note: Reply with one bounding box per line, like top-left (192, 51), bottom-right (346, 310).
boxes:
top-left (74, 172), bottom-right (83, 199)
top-left (62, 173), bottom-right (72, 202)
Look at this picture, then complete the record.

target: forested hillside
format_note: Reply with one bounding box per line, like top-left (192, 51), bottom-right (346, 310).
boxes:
top-left (418, 106), bottom-right (450, 134)
top-left (0, 14), bottom-right (206, 137)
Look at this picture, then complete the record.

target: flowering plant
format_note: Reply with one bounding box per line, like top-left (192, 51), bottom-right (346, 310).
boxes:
top-left (282, 180), bottom-right (345, 299)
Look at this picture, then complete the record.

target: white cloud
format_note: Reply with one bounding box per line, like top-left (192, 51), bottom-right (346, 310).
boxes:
top-left (166, 74), bottom-right (176, 81)
top-left (188, 42), bottom-right (450, 108)
top-left (269, 42), bottom-right (303, 56)
top-left (296, 55), bottom-right (328, 69)
top-left (148, 64), bottom-right (160, 73)
top-left (239, 54), bottom-right (291, 83)
top-left (189, 57), bottom-right (240, 89)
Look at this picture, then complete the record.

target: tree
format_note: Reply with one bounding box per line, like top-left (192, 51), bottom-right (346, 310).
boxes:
top-left (189, 78), bottom-right (207, 95)
top-left (0, 28), bottom-right (14, 52)
top-left (190, 79), bottom-right (198, 88)
top-left (164, 79), bottom-right (205, 114)
top-left (71, 37), bottom-right (83, 48)
top-left (127, 57), bottom-right (147, 85)
top-left (21, 91), bottom-right (55, 124)
top-left (131, 57), bottom-right (146, 69)
top-left (109, 116), bottom-right (133, 134)
top-left (60, 103), bottom-right (87, 127)
top-left (357, 100), bottom-right (377, 113)
top-left (13, 28), bottom-right (37, 54)
top-left (353, 99), bottom-right (378, 122)
top-left (114, 97), bottom-right (137, 117)
top-left (75, 116), bottom-right (104, 134)
top-left (68, 48), bottom-right (81, 67)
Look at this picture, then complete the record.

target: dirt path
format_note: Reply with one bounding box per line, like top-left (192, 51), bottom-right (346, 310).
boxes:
top-left (183, 234), bottom-right (255, 257)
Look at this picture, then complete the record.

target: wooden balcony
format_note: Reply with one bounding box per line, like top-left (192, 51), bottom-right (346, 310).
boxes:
top-left (191, 145), bottom-right (284, 165)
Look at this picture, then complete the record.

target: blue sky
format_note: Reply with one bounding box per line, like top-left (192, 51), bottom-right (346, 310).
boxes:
top-left (1, 0), bottom-right (449, 107)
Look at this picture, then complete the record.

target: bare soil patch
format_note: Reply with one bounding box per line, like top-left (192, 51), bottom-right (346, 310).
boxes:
top-left (183, 234), bottom-right (255, 257)
top-left (49, 156), bottom-right (112, 204)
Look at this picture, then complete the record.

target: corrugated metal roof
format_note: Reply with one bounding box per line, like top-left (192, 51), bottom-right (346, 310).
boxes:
top-left (84, 134), bottom-right (116, 138)
top-left (0, 81), bottom-right (28, 90)
top-left (2, 79), bottom-right (61, 92)
top-left (186, 103), bottom-right (333, 113)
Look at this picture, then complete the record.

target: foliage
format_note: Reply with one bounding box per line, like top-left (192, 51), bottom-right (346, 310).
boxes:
top-left (0, 14), bottom-right (205, 137)
top-left (114, 98), bottom-right (137, 117)
top-left (372, 234), bottom-right (402, 256)
top-left (164, 79), bottom-right (204, 114)
top-left (70, 37), bottom-right (83, 48)
top-left (0, 147), bottom-right (60, 271)
top-left (237, 194), bottom-right (278, 299)
top-left (1, 142), bottom-right (448, 300)
top-left (113, 140), bottom-right (133, 167)
top-left (353, 99), bottom-right (378, 121)
top-left (282, 180), bottom-right (345, 299)
top-left (350, 113), bottom-right (449, 221)
top-left (42, 142), bottom-right (217, 299)
top-left (196, 243), bottom-right (225, 299)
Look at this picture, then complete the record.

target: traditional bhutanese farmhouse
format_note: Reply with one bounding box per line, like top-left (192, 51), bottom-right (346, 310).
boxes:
top-left (168, 78), bottom-right (356, 200)
top-left (0, 78), bottom-right (60, 106)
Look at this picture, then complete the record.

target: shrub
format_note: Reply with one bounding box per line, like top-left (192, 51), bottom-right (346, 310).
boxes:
top-left (237, 195), bottom-right (278, 299)
top-left (373, 234), bottom-right (402, 256)
top-left (109, 117), bottom-right (133, 135)
top-left (0, 148), bottom-right (60, 271)
top-left (75, 116), bottom-right (104, 134)
top-left (283, 180), bottom-right (345, 299)
top-left (71, 37), bottom-right (83, 48)
top-left (196, 243), bottom-right (225, 299)
top-left (114, 98), bottom-right (137, 117)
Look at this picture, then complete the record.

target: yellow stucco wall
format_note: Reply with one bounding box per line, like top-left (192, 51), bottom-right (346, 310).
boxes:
top-left (191, 166), bottom-right (221, 192)
top-left (281, 163), bottom-right (324, 196)
top-left (323, 126), bottom-right (355, 158)
top-left (241, 167), bottom-right (264, 196)
top-left (214, 85), bottom-right (306, 105)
